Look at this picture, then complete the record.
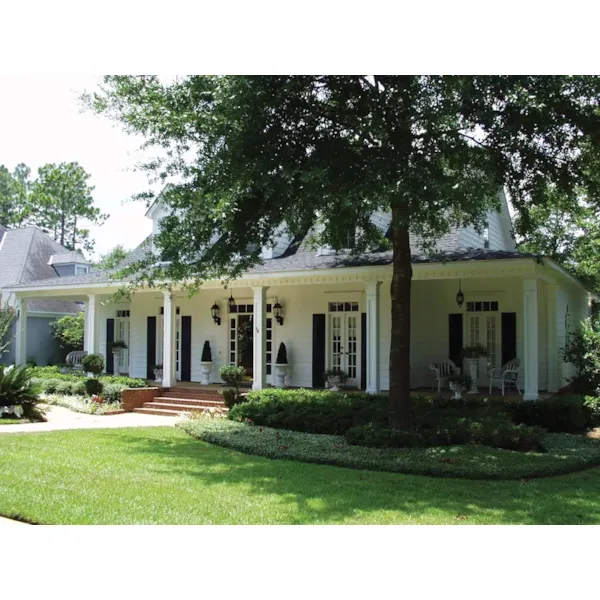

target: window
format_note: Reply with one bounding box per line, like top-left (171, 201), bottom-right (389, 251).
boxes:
top-left (483, 222), bottom-right (490, 249)
top-left (466, 301), bottom-right (498, 312)
top-left (328, 302), bottom-right (359, 312)
top-left (116, 310), bottom-right (130, 318)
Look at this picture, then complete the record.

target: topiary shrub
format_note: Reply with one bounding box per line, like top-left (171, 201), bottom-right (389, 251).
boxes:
top-left (82, 354), bottom-right (105, 376)
top-left (85, 378), bottom-right (103, 397)
top-left (201, 341), bottom-right (212, 362)
top-left (219, 365), bottom-right (246, 406)
top-left (275, 342), bottom-right (288, 364)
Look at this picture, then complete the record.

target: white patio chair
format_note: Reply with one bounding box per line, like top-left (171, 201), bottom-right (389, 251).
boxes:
top-left (488, 358), bottom-right (522, 395)
top-left (429, 360), bottom-right (459, 393)
top-left (66, 350), bottom-right (88, 372)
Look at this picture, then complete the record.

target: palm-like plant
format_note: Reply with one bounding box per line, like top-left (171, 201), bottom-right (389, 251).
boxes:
top-left (0, 365), bottom-right (43, 419)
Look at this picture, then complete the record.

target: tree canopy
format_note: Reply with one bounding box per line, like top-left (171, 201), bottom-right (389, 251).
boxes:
top-left (50, 312), bottom-right (84, 352)
top-left (87, 75), bottom-right (600, 428)
top-left (94, 244), bottom-right (128, 271)
top-left (0, 163), bottom-right (32, 228)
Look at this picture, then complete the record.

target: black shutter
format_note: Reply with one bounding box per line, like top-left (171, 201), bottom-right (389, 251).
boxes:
top-left (361, 312), bottom-right (367, 390)
top-left (106, 319), bottom-right (115, 374)
top-left (312, 314), bottom-right (326, 388)
top-left (501, 312), bottom-right (517, 366)
top-left (146, 316), bottom-right (156, 380)
top-left (181, 316), bottom-right (192, 382)
top-left (448, 314), bottom-right (463, 368)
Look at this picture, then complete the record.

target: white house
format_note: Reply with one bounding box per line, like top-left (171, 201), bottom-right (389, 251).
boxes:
top-left (3, 191), bottom-right (593, 400)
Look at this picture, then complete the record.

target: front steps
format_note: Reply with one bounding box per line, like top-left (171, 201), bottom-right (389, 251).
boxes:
top-left (133, 386), bottom-right (227, 417)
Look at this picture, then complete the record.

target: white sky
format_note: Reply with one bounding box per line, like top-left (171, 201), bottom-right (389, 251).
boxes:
top-left (0, 76), bottom-right (159, 260)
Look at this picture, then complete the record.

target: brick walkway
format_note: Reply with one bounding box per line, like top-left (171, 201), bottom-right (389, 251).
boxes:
top-left (0, 405), bottom-right (180, 434)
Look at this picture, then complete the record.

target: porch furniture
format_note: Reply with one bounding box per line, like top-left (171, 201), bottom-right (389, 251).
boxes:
top-left (488, 358), bottom-right (522, 395)
top-left (66, 351), bottom-right (88, 371)
top-left (429, 360), bottom-right (459, 393)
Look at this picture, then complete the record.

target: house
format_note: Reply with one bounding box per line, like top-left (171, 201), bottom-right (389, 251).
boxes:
top-left (2, 191), bottom-right (593, 400)
top-left (0, 225), bottom-right (86, 366)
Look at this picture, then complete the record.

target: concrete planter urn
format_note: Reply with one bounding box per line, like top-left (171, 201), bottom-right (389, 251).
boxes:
top-left (447, 374), bottom-right (471, 400)
top-left (324, 369), bottom-right (348, 392)
top-left (274, 343), bottom-right (290, 388)
top-left (200, 341), bottom-right (213, 385)
top-left (153, 365), bottom-right (163, 383)
top-left (463, 345), bottom-right (487, 395)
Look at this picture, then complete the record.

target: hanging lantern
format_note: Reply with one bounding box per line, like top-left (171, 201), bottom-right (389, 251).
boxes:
top-left (456, 279), bottom-right (464, 308)
top-left (211, 302), bottom-right (221, 325)
top-left (273, 301), bottom-right (284, 326)
top-left (228, 290), bottom-right (236, 312)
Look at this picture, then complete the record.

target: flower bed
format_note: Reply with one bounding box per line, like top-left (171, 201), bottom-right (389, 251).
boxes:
top-left (42, 394), bottom-right (123, 415)
top-left (178, 418), bottom-right (600, 480)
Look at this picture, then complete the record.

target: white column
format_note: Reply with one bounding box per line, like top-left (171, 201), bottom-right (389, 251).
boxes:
top-left (365, 281), bottom-right (381, 394)
top-left (84, 294), bottom-right (97, 354)
top-left (523, 278), bottom-right (539, 401)
top-left (252, 286), bottom-right (268, 391)
top-left (546, 283), bottom-right (559, 393)
top-left (15, 298), bottom-right (28, 366)
top-left (162, 292), bottom-right (176, 388)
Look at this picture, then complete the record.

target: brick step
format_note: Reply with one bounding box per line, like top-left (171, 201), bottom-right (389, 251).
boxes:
top-left (133, 407), bottom-right (184, 417)
top-left (143, 401), bottom-right (227, 412)
top-left (162, 389), bottom-right (225, 400)
top-left (154, 397), bottom-right (225, 408)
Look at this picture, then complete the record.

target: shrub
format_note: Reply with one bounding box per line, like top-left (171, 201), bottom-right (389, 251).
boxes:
top-left (508, 395), bottom-right (595, 433)
top-left (82, 354), bottom-right (104, 376)
top-left (584, 396), bottom-right (600, 423)
top-left (85, 378), bottom-right (103, 397)
top-left (220, 365), bottom-right (246, 406)
top-left (0, 365), bottom-right (43, 420)
top-left (50, 312), bottom-right (84, 351)
top-left (275, 342), bottom-right (288, 365)
top-left (221, 389), bottom-right (238, 409)
top-left (102, 383), bottom-right (124, 404)
top-left (562, 316), bottom-right (600, 395)
top-left (201, 341), bottom-right (212, 362)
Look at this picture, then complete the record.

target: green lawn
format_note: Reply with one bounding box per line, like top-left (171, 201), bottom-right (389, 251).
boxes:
top-left (0, 426), bottom-right (599, 524)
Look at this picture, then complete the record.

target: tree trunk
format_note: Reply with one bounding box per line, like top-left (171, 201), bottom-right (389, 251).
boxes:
top-left (389, 204), bottom-right (412, 430)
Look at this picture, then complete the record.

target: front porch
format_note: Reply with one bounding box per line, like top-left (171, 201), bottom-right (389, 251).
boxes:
top-left (10, 256), bottom-right (590, 402)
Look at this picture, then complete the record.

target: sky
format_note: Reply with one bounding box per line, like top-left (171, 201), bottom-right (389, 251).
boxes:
top-left (0, 76), bottom-right (160, 260)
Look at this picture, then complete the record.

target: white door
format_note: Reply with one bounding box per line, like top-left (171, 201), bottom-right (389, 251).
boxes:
top-left (466, 313), bottom-right (498, 384)
top-left (329, 313), bottom-right (360, 387)
top-left (115, 317), bottom-right (130, 374)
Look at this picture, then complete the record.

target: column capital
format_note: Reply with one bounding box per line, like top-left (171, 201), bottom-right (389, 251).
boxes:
top-left (365, 280), bottom-right (382, 295)
top-left (523, 278), bottom-right (539, 293)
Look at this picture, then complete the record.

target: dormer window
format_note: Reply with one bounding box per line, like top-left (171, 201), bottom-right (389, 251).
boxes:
top-left (75, 265), bottom-right (90, 275)
top-left (48, 251), bottom-right (92, 277)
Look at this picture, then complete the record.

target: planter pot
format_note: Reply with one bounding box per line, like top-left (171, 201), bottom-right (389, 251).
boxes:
top-left (199, 361), bottom-right (213, 385)
top-left (326, 376), bottom-right (343, 392)
top-left (153, 369), bottom-right (163, 383)
top-left (466, 358), bottom-right (479, 394)
top-left (448, 381), bottom-right (465, 400)
top-left (274, 363), bottom-right (290, 388)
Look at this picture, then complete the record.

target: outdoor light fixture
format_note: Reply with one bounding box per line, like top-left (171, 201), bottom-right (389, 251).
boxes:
top-left (211, 302), bottom-right (221, 325)
top-left (273, 301), bottom-right (284, 326)
top-left (228, 290), bottom-right (236, 312)
top-left (456, 279), bottom-right (464, 308)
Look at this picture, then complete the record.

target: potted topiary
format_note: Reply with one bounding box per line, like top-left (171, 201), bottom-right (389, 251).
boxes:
top-left (447, 373), bottom-right (472, 400)
top-left (274, 342), bottom-right (290, 388)
top-left (324, 368), bottom-right (348, 391)
top-left (462, 344), bottom-right (487, 394)
top-left (82, 353), bottom-right (104, 377)
top-left (219, 364), bottom-right (246, 408)
top-left (109, 340), bottom-right (128, 355)
top-left (200, 341), bottom-right (213, 385)
top-left (153, 364), bottom-right (163, 383)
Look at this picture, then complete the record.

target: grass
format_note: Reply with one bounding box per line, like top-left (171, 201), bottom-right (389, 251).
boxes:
top-left (0, 418), bottom-right (23, 425)
top-left (179, 418), bottom-right (600, 479)
top-left (1, 426), bottom-right (600, 524)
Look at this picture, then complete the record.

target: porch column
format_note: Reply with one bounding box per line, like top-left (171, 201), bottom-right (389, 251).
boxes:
top-left (365, 281), bottom-right (381, 394)
top-left (15, 298), bottom-right (28, 366)
top-left (546, 283), bottom-right (559, 393)
top-left (162, 291), bottom-right (176, 388)
top-left (84, 294), bottom-right (97, 355)
top-left (252, 286), bottom-right (268, 391)
top-left (523, 278), bottom-right (539, 401)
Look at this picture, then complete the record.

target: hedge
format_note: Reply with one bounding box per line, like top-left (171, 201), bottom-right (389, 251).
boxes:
top-left (178, 418), bottom-right (600, 480)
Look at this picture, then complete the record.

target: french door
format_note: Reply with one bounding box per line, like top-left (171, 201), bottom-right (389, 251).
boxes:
top-left (329, 312), bottom-right (360, 387)
top-left (115, 316), bottom-right (130, 374)
top-left (466, 313), bottom-right (498, 383)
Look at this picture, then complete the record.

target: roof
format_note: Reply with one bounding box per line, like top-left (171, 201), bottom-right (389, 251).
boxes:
top-left (0, 226), bottom-right (81, 313)
top-left (48, 251), bottom-right (90, 266)
top-left (4, 229), bottom-right (533, 290)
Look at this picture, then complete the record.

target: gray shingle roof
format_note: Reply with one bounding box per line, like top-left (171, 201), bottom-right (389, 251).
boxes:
top-left (7, 229), bottom-right (530, 290)
top-left (0, 226), bottom-right (81, 313)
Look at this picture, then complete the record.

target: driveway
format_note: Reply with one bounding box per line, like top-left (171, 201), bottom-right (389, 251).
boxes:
top-left (0, 405), bottom-right (180, 434)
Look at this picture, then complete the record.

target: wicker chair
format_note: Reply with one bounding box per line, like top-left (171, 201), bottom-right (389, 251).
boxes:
top-left (488, 358), bottom-right (522, 395)
top-left (429, 360), bottom-right (459, 393)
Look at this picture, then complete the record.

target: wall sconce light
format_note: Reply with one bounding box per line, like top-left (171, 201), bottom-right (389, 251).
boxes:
top-left (273, 301), bottom-right (284, 325)
top-left (228, 290), bottom-right (236, 312)
top-left (456, 279), bottom-right (464, 308)
top-left (211, 302), bottom-right (221, 325)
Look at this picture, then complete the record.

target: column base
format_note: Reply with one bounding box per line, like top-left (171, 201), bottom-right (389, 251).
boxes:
top-left (365, 387), bottom-right (381, 395)
top-left (523, 392), bottom-right (539, 401)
